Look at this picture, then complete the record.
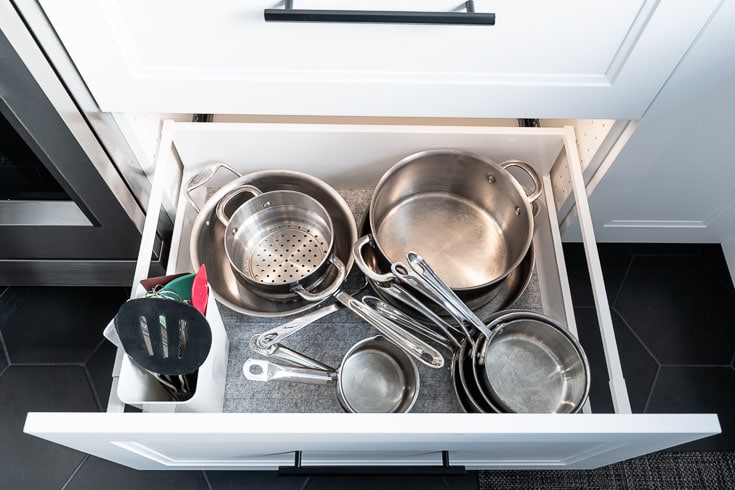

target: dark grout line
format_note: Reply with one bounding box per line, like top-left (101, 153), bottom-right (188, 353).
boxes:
top-left (0, 326), bottom-right (10, 368)
top-left (83, 365), bottom-right (104, 412)
top-left (82, 338), bottom-right (107, 365)
top-left (202, 470), bottom-right (213, 490)
top-left (6, 362), bottom-right (87, 367)
top-left (610, 255), bottom-right (634, 309)
top-left (627, 245), bottom-right (703, 257)
top-left (611, 306), bottom-right (663, 367)
top-left (658, 363), bottom-right (735, 369)
top-left (60, 454), bottom-right (89, 490)
top-left (643, 365), bottom-right (661, 413)
top-left (697, 250), bottom-right (735, 292)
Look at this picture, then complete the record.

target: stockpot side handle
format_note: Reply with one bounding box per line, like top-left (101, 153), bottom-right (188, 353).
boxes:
top-left (185, 161), bottom-right (242, 213)
top-left (292, 256), bottom-right (347, 302)
top-left (214, 184), bottom-right (263, 226)
top-left (500, 159), bottom-right (543, 204)
top-left (352, 234), bottom-right (395, 283)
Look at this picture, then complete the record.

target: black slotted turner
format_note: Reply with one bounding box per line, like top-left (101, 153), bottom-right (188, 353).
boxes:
top-left (115, 298), bottom-right (212, 376)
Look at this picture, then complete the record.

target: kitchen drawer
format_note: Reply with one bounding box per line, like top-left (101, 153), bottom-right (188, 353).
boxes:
top-left (24, 121), bottom-right (719, 470)
top-left (35, 0), bottom-right (721, 118)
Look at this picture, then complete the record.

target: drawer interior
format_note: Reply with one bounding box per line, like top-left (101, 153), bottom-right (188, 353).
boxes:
top-left (143, 121), bottom-right (625, 414)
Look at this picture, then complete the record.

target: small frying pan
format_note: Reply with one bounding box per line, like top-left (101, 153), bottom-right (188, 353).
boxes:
top-left (473, 311), bottom-right (590, 414)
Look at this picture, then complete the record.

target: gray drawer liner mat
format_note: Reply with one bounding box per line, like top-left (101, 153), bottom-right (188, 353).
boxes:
top-left (220, 190), bottom-right (543, 413)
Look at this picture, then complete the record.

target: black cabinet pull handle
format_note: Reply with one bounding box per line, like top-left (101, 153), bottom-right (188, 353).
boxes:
top-left (264, 1), bottom-right (495, 26)
top-left (278, 450), bottom-right (466, 476)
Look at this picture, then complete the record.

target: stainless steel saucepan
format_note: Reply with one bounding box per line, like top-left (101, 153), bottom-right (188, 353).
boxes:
top-left (244, 335), bottom-right (420, 413)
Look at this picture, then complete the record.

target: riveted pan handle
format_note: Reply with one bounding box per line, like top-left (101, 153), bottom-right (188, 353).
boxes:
top-left (335, 291), bottom-right (444, 369)
top-left (500, 159), bottom-right (543, 204)
top-left (254, 303), bottom-right (340, 349)
top-left (292, 257), bottom-right (347, 303)
top-left (243, 359), bottom-right (336, 385)
top-left (185, 161), bottom-right (241, 213)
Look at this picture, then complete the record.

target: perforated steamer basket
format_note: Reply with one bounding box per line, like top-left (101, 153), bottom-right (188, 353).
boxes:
top-left (223, 189), bottom-right (344, 302)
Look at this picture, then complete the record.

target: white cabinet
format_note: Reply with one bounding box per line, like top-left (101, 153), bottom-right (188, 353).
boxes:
top-left (566, 0), bottom-right (735, 250)
top-left (24, 121), bottom-right (720, 470)
top-left (35, 0), bottom-right (720, 118)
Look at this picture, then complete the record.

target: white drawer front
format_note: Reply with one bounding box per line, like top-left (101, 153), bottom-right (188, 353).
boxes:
top-left (24, 122), bottom-right (720, 470)
top-left (36, 0), bottom-right (721, 118)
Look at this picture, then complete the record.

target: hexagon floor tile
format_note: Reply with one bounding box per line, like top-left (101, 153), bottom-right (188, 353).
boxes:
top-left (609, 311), bottom-right (660, 413)
top-left (0, 287), bottom-right (128, 364)
top-left (0, 366), bottom-right (98, 489)
top-left (646, 366), bottom-right (735, 452)
top-left (615, 254), bottom-right (735, 365)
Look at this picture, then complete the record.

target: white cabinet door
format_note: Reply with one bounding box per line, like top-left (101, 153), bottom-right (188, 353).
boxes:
top-left (35, 0), bottom-right (720, 118)
top-left (24, 413), bottom-right (719, 470)
top-left (572, 0), bottom-right (735, 243)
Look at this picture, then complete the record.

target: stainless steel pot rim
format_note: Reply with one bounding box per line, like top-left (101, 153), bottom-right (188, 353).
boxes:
top-left (369, 148), bottom-right (538, 290)
top-left (190, 169), bottom-right (357, 317)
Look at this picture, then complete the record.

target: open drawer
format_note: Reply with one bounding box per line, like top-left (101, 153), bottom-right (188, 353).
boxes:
top-left (24, 121), bottom-right (719, 470)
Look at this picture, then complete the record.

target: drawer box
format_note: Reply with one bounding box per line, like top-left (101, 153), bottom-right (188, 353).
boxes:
top-left (24, 121), bottom-right (719, 470)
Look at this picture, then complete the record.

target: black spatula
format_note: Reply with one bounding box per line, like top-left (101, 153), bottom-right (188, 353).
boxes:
top-left (115, 297), bottom-right (212, 376)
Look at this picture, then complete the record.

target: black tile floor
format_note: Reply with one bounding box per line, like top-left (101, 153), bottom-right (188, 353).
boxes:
top-left (0, 243), bottom-right (733, 489)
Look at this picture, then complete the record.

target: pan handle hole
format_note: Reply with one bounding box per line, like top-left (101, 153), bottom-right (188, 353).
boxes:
top-left (249, 364), bottom-right (263, 375)
top-left (159, 315), bottom-right (169, 359)
top-left (139, 316), bottom-right (154, 356)
top-left (178, 319), bottom-right (188, 359)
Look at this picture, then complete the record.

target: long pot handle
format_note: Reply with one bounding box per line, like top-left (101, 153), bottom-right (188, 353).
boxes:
top-left (352, 234), bottom-right (395, 283)
top-left (390, 260), bottom-right (475, 342)
top-left (371, 284), bottom-right (462, 349)
top-left (243, 359), bottom-right (337, 385)
top-left (185, 161), bottom-right (242, 213)
top-left (406, 252), bottom-right (492, 339)
top-left (334, 291), bottom-right (444, 369)
top-left (249, 335), bottom-right (336, 372)
top-left (254, 303), bottom-right (341, 349)
top-left (292, 256), bottom-right (347, 303)
top-left (500, 159), bottom-right (543, 204)
top-left (392, 253), bottom-right (492, 340)
top-left (362, 296), bottom-right (456, 352)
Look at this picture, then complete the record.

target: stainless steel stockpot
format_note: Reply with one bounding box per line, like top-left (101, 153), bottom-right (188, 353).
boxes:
top-left (187, 163), bottom-right (357, 317)
top-left (368, 149), bottom-right (542, 291)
